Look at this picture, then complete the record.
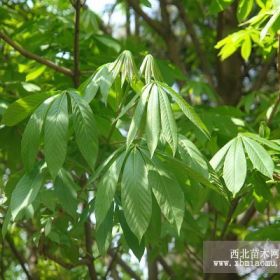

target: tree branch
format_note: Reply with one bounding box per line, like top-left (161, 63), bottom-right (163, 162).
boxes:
top-left (126, 0), bottom-right (165, 36)
top-left (126, 3), bottom-right (131, 36)
top-left (147, 247), bottom-right (158, 280)
top-left (0, 32), bottom-right (73, 77)
top-left (6, 234), bottom-right (34, 280)
top-left (43, 250), bottom-right (88, 269)
top-left (104, 247), bottom-right (119, 279)
top-left (239, 203), bottom-right (256, 226)
top-left (73, 0), bottom-right (81, 87)
top-left (108, 250), bottom-right (141, 280)
top-left (173, 0), bottom-right (214, 85)
top-left (84, 220), bottom-right (98, 280)
top-left (127, 0), bottom-right (186, 74)
top-left (157, 256), bottom-right (175, 278)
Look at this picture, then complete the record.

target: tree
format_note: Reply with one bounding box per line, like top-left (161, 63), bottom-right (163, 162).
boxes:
top-left (0, 0), bottom-right (280, 279)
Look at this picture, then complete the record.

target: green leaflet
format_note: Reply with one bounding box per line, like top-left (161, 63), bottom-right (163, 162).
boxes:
top-left (118, 210), bottom-right (145, 260)
top-left (237, 0), bottom-right (253, 22)
top-left (223, 137), bottom-right (247, 195)
top-left (116, 93), bottom-right (139, 121)
top-left (95, 152), bottom-right (126, 227)
top-left (260, 8), bottom-right (280, 40)
top-left (242, 136), bottom-right (274, 178)
top-left (126, 83), bottom-right (151, 147)
top-left (210, 139), bottom-right (234, 170)
top-left (148, 169), bottom-right (184, 234)
top-left (44, 93), bottom-right (69, 178)
top-left (178, 135), bottom-right (208, 178)
top-left (96, 205), bottom-right (113, 255)
top-left (10, 168), bottom-right (44, 220)
top-left (241, 132), bottom-right (280, 152)
top-left (2, 91), bottom-right (52, 126)
top-left (161, 82), bottom-right (210, 138)
top-left (146, 196), bottom-right (162, 244)
top-left (146, 84), bottom-right (160, 156)
top-left (121, 148), bottom-right (152, 241)
top-left (54, 170), bottom-right (78, 219)
top-left (1, 209), bottom-right (11, 237)
top-left (158, 87), bottom-right (177, 154)
top-left (82, 64), bottom-right (114, 104)
top-left (241, 35), bottom-right (252, 61)
top-left (70, 92), bottom-right (98, 170)
top-left (21, 96), bottom-right (56, 172)
top-left (157, 150), bottom-right (220, 194)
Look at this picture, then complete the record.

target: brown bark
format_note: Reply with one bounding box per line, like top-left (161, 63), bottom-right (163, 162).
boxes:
top-left (216, 6), bottom-right (243, 105)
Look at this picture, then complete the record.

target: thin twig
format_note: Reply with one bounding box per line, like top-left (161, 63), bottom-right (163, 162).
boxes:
top-left (0, 32), bottom-right (73, 77)
top-left (211, 210), bottom-right (218, 240)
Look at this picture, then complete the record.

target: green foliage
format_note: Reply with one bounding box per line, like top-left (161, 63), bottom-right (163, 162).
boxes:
top-left (1, 0), bottom-right (280, 279)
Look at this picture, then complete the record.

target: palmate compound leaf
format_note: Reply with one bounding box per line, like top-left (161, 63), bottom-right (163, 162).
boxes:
top-left (127, 81), bottom-right (209, 157)
top-left (140, 54), bottom-right (163, 83)
top-left (95, 152), bottom-right (126, 228)
top-left (81, 51), bottom-right (139, 104)
top-left (223, 137), bottom-right (247, 195)
top-left (109, 50), bottom-right (139, 86)
top-left (126, 82), bottom-right (177, 155)
top-left (44, 93), bottom-right (69, 178)
top-left (242, 136), bottom-right (274, 178)
top-left (121, 148), bottom-right (152, 241)
top-left (21, 96), bottom-right (57, 172)
top-left (70, 92), bottom-right (98, 170)
top-left (210, 134), bottom-right (276, 196)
